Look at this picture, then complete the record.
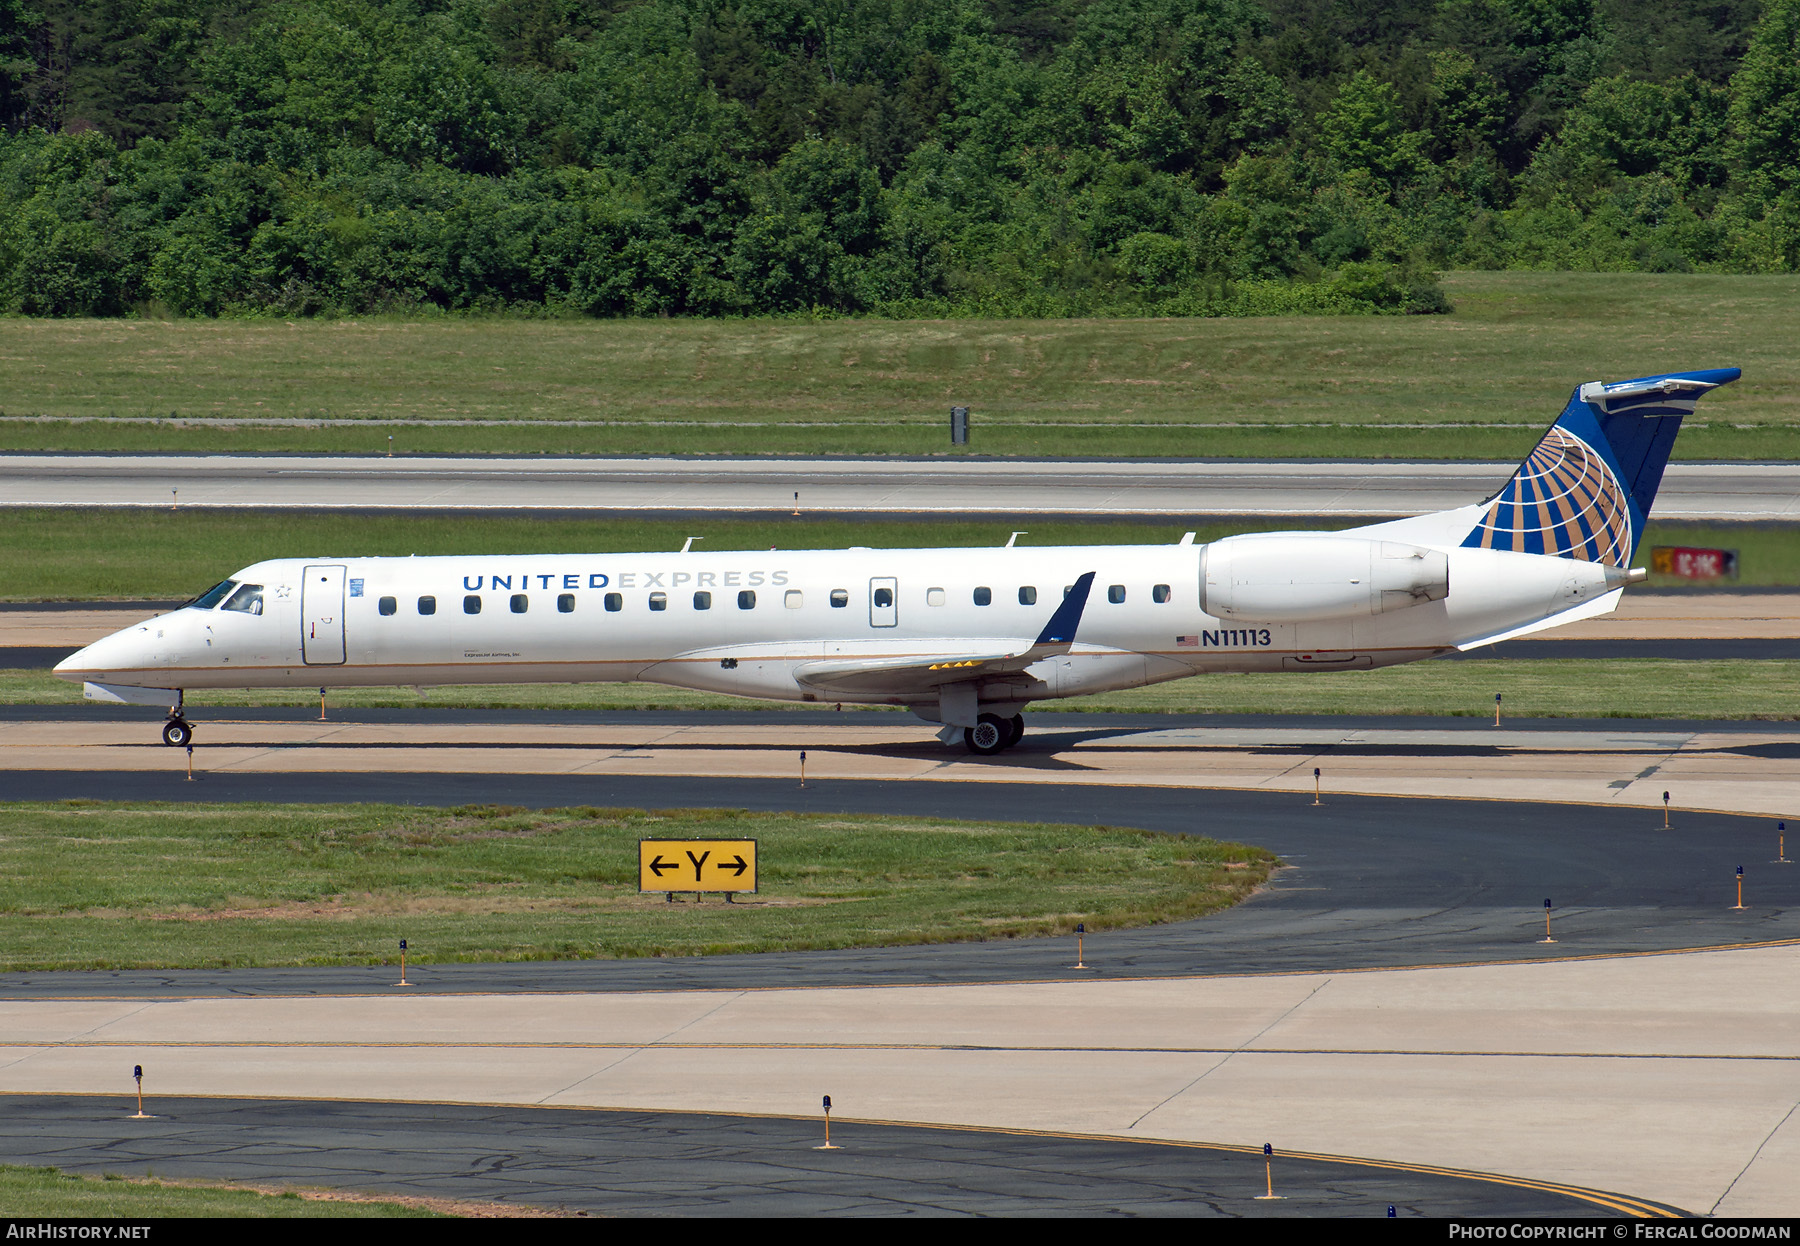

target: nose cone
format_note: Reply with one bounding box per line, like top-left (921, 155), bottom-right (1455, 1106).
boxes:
top-left (51, 646), bottom-right (87, 680)
top-left (52, 622), bottom-right (156, 683)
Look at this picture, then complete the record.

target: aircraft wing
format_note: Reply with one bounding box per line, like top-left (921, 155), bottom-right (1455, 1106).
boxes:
top-left (792, 571), bottom-right (1095, 697)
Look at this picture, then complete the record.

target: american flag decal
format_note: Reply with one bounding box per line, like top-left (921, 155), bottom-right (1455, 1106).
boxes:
top-left (1176, 635), bottom-right (1198, 647)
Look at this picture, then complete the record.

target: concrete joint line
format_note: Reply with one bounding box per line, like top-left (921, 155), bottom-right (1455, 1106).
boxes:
top-left (1127, 976), bottom-right (1334, 1131)
top-left (531, 991), bottom-right (749, 1105)
top-left (1710, 1095), bottom-right (1800, 1216)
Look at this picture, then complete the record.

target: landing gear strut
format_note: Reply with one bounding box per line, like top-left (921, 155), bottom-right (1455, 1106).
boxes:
top-left (161, 691), bottom-right (191, 748)
top-left (964, 713), bottom-right (1025, 756)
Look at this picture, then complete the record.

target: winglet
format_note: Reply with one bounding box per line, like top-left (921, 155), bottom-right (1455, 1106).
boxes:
top-left (1034, 572), bottom-right (1095, 647)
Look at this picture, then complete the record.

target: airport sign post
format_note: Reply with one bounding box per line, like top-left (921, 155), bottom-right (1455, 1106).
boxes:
top-left (1540, 898), bottom-right (1556, 944)
top-left (639, 838), bottom-right (758, 903)
top-left (1778, 821), bottom-right (1790, 865)
top-left (131, 1064), bottom-right (149, 1119)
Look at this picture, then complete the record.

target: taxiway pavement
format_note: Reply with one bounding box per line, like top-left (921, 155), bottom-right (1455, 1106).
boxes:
top-left (0, 948), bottom-right (1790, 1216)
top-left (3, 711), bottom-right (1793, 817)
top-left (4, 711), bottom-right (1797, 1216)
top-left (0, 1095), bottom-right (1654, 1217)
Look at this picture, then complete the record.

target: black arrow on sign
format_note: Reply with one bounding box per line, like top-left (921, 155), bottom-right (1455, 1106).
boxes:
top-left (722, 855), bottom-right (748, 877)
top-left (649, 855), bottom-right (677, 877)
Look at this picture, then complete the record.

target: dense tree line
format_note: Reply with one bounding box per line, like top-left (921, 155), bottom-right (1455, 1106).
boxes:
top-left (0, 0), bottom-right (1795, 318)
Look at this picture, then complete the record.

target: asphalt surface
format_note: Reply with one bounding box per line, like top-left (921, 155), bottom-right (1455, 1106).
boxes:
top-left (5, 454), bottom-right (1797, 519)
top-left (0, 1095), bottom-right (1654, 1217)
top-left (3, 763), bottom-right (1794, 999)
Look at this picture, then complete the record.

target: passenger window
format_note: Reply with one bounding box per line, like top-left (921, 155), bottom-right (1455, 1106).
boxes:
top-left (785, 590), bottom-right (803, 609)
top-left (511, 594), bottom-right (528, 613)
top-left (694, 591), bottom-right (712, 610)
top-left (927, 588), bottom-right (946, 606)
top-left (649, 592), bottom-right (667, 611)
top-left (557, 594), bottom-right (575, 613)
top-left (464, 596), bottom-right (481, 615)
top-left (1153, 584), bottom-right (1171, 603)
top-left (1108, 585), bottom-right (1125, 604)
top-left (830, 589), bottom-right (848, 608)
top-left (973, 587), bottom-right (991, 606)
top-left (418, 596), bottom-right (436, 615)
top-left (222, 584), bottom-right (265, 615)
top-left (738, 590), bottom-right (756, 609)
top-left (873, 587), bottom-right (894, 608)
top-left (1018, 586), bottom-right (1037, 605)
top-left (604, 593), bottom-right (622, 612)
top-left (378, 595), bottom-right (397, 616)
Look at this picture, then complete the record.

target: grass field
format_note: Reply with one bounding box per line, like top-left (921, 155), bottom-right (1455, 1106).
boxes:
top-left (8, 659), bottom-right (1796, 719)
top-left (0, 1166), bottom-right (442, 1217)
top-left (0, 804), bottom-right (1275, 970)
top-left (1, 510), bottom-right (1792, 601)
top-left (2, 272), bottom-right (1796, 458)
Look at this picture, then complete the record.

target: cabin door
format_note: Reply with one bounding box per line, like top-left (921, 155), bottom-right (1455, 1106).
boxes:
top-left (869, 577), bottom-right (898, 628)
top-left (301, 564), bottom-right (347, 665)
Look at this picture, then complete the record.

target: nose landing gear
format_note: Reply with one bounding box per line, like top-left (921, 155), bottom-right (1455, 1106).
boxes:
top-left (162, 718), bottom-right (193, 748)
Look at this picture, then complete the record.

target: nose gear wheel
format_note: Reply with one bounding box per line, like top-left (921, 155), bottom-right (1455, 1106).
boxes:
top-left (162, 718), bottom-right (193, 748)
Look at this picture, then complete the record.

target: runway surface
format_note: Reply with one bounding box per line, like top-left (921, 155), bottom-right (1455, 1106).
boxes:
top-left (0, 1095), bottom-right (1647, 1217)
top-left (5, 453), bottom-right (1798, 519)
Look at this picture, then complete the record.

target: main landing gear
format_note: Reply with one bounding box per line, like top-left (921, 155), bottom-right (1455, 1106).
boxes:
top-left (964, 713), bottom-right (1026, 756)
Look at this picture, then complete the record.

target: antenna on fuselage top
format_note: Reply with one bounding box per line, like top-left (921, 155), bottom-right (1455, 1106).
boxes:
top-left (1005, 532), bottom-right (1027, 548)
top-left (681, 536), bottom-right (704, 553)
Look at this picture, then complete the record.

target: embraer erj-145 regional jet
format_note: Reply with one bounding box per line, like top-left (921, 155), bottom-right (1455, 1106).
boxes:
top-left (57, 368), bottom-right (1738, 755)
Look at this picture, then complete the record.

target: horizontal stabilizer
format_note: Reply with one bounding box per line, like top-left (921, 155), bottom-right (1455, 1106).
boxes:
top-left (1453, 587), bottom-right (1624, 651)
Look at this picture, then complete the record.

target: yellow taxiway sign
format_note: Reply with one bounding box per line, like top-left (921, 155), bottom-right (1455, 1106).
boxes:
top-left (638, 838), bottom-right (758, 893)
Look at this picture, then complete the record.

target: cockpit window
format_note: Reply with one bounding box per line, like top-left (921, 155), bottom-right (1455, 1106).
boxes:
top-left (221, 584), bottom-right (265, 615)
top-left (189, 580), bottom-right (237, 610)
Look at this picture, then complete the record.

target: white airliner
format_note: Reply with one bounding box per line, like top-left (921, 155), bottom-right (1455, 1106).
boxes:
top-left (56, 368), bottom-right (1738, 754)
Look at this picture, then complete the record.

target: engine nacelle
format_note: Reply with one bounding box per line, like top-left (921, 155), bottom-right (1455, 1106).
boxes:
top-left (1200, 534), bottom-right (1450, 623)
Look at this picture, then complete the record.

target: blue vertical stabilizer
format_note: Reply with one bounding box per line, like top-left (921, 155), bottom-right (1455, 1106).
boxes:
top-left (1460, 368), bottom-right (1739, 566)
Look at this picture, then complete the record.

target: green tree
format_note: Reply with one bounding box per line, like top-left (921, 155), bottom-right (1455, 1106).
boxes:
top-left (1318, 70), bottom-right (1426, 187)
top-left (1729, 0), bottom-right (1800, 201)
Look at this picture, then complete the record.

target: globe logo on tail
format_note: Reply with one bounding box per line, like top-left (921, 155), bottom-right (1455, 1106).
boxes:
top-left (1464, 426), bottom-right (1633, 567)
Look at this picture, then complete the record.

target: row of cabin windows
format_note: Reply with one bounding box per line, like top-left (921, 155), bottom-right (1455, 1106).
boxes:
top-left (382, 590), bottom-right (777, 616)
top-left (377, 583), bottom-right (1176, 617)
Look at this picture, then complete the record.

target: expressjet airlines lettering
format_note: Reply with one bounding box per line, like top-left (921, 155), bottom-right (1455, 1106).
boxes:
top-left (458, 570), bottom-right (791, 591)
